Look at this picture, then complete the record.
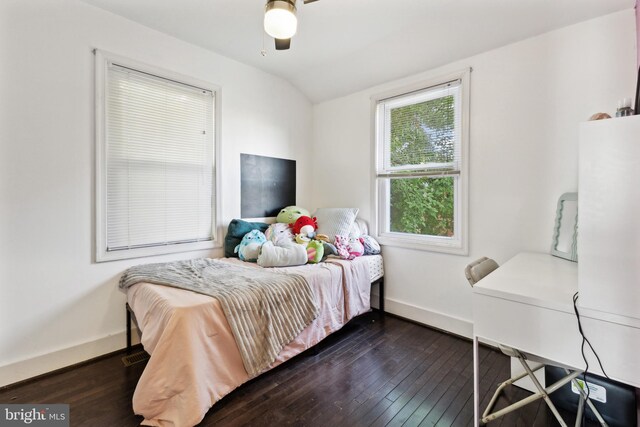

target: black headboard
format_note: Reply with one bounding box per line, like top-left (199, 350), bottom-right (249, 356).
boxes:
top-left (240, 153), bottom-right (296, 218)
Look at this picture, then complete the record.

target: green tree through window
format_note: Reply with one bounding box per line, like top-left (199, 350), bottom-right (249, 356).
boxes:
top-left (388, 95), bottom-right (455, 236)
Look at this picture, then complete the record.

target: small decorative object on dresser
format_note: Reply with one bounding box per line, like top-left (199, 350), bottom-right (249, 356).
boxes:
top-left (615, 98), bottom-right (634, 117)
top-left (588, 112), bottom-right (611, 121)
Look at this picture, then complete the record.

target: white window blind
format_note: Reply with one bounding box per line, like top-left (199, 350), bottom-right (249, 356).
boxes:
top-left (378, 80), bottom-right (461, 178)
top-left (105, 63), bottom-right (214, 252)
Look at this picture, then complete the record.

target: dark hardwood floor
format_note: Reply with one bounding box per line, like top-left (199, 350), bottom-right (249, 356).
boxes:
top-left (0, 314), bottom-right (594, 426)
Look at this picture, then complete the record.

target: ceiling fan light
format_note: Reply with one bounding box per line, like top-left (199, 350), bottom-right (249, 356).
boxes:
top-left (264, 0), bottom-right (297, 39)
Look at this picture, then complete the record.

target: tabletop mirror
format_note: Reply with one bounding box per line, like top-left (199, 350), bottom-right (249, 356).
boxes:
top-left (551, 192), bottom-right (578, 262)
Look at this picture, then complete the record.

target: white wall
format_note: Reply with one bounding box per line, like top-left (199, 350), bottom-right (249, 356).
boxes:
top-left (0, 0), bottom-right (312, 386)
top-left (311, 10), bottom-right (637, 336)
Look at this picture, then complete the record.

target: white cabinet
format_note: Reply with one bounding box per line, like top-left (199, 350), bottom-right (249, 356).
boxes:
top-left (578, 116), bottom-right (640, 321)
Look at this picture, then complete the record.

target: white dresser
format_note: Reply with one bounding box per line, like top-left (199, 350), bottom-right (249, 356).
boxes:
top-left (579, 115), bottom-right (640, 323)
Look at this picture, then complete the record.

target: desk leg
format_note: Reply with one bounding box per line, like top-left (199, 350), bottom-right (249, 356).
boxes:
top-left (473, 335), bottom-right (480, 427)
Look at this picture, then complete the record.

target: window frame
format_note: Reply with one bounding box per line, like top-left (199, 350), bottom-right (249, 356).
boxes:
top-left (371, 69), bottom-right (470, 255)
top-left (94, 50), bottom-right (222, 262)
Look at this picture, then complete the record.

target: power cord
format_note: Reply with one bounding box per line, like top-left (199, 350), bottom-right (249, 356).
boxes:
top-left (572, 292), bottom-right (610, 379)
top-left (572, 292), bottom-right (610, 423)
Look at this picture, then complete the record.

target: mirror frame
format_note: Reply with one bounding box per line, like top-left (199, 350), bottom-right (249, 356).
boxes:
top-left (551, 192), bottom-right (578, 262)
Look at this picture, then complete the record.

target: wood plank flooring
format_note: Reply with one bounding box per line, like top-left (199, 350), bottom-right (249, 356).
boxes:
top-left (0, 314), bottom-right (595, 426)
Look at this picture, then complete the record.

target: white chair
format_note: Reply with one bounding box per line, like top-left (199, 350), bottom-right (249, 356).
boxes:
top-left (466, 257), bottom-right (608, 426)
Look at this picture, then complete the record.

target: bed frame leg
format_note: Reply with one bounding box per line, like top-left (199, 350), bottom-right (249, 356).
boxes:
top-left (378, 278), bottom-right (384, 314)
top-left (126, 303), bottom-right (132, 354)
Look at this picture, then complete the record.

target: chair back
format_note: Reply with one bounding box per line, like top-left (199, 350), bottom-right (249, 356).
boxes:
top-left (465, 257), bottom-right (499, 287)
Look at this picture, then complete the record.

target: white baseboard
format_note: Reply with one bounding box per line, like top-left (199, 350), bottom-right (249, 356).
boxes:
top-left (384, 297), bottom-right (473, 338)
top-left (0, 329), bottom-right (140, 388)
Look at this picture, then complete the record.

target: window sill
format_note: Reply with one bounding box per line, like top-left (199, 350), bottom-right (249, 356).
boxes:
top-left (96, 240), bottom-right (220, 263)
top-left (376, 233), bottom-right (468, 256)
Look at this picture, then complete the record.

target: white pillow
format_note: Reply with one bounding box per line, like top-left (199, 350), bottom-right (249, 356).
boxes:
top-left (314, 208), bottom-right (359, 243)
top-left (348, 218), bottom-right (369, 238)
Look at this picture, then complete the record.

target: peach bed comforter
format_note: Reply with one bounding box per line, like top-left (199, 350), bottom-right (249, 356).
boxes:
top-left (126, 257), bottom-right (372, 427)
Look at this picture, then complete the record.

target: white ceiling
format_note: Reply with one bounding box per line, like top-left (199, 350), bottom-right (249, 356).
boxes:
top-left (81, 0), bottom-right (633, 103)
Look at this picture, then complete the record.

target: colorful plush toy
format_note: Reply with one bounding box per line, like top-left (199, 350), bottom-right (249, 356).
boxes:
top-left (290, 215), bottom-right (329, 243)
top-left (334, 235), bottom-right (365, 260)
top-left (361, 235), bottom-right (381, 255)
top-left (290, 216), bottom-right (317, 236)
top-left (257, 241), bottom-right (308, 267)
top-left (264, 223), bottom-right (295, 247)
top-left (276, 206), bottom-right (310, 225)
top-left (323, 242), bottom-right (338, 257)
top-left (295, 233), bottom-right (311, 246)
top-left (234, 229), bottom-right (267, 262)
top-left (306, 239), bottom-right (324, 264)
top-left (287, 215), bottom-right (329, 264)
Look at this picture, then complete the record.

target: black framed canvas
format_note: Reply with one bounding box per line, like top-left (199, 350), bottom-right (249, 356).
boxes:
top-left (636, 1), bottom-right (639, 114)
top-left (635, 67), bottom-right (640, 115)
top-left (240, 154), bottom-right (296, 218)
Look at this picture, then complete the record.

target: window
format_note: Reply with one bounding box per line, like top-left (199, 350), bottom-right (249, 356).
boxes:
top-left (95, 51), bottom-right (220, 261)
top-left (374, 70), bottom-right (469, 254)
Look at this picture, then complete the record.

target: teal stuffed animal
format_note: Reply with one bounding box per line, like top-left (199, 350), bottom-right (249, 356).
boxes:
top-left (234, 229), bottom-right (267, 262)
top-left (276, 206), bottom-right (310, 225)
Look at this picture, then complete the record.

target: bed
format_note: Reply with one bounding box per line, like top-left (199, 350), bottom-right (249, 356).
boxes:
top-left (123, 254), bottom-right (384, 427)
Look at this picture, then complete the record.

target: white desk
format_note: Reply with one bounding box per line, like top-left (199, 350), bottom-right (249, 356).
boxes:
top-left (472, 252), bottom-right (640, 426)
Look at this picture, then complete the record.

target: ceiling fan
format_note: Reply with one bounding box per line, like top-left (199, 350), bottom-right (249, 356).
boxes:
top-left (263, 0), bottom-right (318, 50)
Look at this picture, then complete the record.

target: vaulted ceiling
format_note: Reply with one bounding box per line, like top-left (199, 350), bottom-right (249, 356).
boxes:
top-left (81, 0), bottom-right (633, 103)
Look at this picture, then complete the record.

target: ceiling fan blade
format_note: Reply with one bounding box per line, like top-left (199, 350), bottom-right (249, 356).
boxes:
top-left (275, 38), bottom-right (291, 50)
top-left (303, 0), bottom-right (319, 3)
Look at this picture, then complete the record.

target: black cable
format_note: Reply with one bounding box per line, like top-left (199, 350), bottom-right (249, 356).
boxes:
top-left (572, 291), bottom-right (610, 423)
top-left (573, 291), bottom-right (591, 411)
top-left (573, 292), bottom-right (610, 379)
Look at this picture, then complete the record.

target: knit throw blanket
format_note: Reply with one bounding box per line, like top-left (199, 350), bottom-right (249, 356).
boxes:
top-left (119, 259), bottom-right (319, 378)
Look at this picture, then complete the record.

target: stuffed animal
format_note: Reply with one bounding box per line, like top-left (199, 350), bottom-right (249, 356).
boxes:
top-left (295, 233), bottom-right (311, 246)
top-left (276, 206), bottom-right (310, 225)
top-left (306, 239), bottom-right (324, 264)
top-left (234, 229), bottom-right (267, 262)
top-left (264, 223), bottom-right (295, 247)
top-left (290, 216), bottom-right (317, 236)
top-left (257, 241), bottom-right (308, 267)
top-left (290, 215), bottom-right (330, 243)
top-left (322, 242), bottom-right (338, 257)
top-left (361, 235), bottom-right (381, 255)
top-left (334, 235), bottom-right (365, 260)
